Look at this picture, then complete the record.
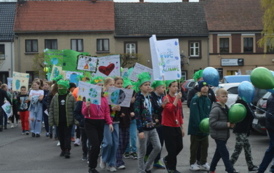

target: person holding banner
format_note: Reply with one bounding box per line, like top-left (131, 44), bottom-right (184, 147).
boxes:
top-left (134, 72), bottom-right (161, 173)
top-left (82, 77), bottom-right (113, 173)
top-left (29, 81), bottom-right (44, 137)
top-left (100, 77), bottom-right (121, 172)
top-left (0, 83), bottom-right (12, 132)
top-left (161, 80), bottom-right (184, 173)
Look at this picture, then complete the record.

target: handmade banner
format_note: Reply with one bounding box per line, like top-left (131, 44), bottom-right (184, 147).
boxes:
top-left (7, 77), bottom-right (12, 89)
top-left (129, 63), bottom-right (153, 82)
top-left (64, 71), bottom-right (83, 85)
top-left (50, 65), bottom-right (62, 81)
top-left (78, 81), bottom-right (102, 105)
top-left (12, 72), bottom-right (30, 91)
top-left (77, 55), bottom-right (98, 72)
top-left (44, 49), bottom-right (64, 67)
top-left (150, 35), bottom-right (182, 80)
top-left (2, 102), bottom-right (13, 118)
top-left (62, 49), bottom-right (90, 71)
top-left (94, 55), bottom-right (120, 77)
top-left (107, 87), bottom-right (133, 107)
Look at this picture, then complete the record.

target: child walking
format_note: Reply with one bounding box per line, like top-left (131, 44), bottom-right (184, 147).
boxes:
top-left (29, 81), bottom-right (44, 137)
top-left (162, 80), bottom-right (184, 173)
top-left (17, 86), bottom-right (30, 135)
top-left (82, 77), bottom-right (113, 173)
top-left (209, 88), bottom-right (238, 173)
top-left (134, 72), bottom-right (161, 173)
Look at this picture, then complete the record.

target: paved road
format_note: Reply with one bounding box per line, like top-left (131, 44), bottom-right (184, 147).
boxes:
top-left (0, 104), bottom-right (271, 173)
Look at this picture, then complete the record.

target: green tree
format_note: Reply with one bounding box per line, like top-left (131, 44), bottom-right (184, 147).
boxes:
top-left (258, 0), bottom-right (274, 51)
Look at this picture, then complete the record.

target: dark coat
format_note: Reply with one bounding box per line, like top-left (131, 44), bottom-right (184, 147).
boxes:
top-left (266, 94), bottom-right (274, 132)
top-left (187, 85), bottom-right (216, 108)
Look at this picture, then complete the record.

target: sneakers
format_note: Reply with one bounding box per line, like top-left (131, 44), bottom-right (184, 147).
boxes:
top-left (131, 152), bottom-right (138, 159)
top-left (35, 134), bottom-right (40, 138)
top-left (82, 155), bottom-right (87, 161)
top-left (200, 163), bottom-right (210, 171)
top-left (64, 151), bottom-right (70, 158)
top-left (190, 163), bottom-right (200, 171)
top-left (248, 165), bottom-right (258, 172)
top-left (99, 157), bottom-right (106, 169)
top-left (74, 138), bottom-right (81, 146)
top-left (22, 131), bottom-right (25, 135)
top-left (25, 131), bottom-right (29, 135)
top-left (88, 168), bottom-right (99, 173)
top-left (123, 152), bottom-right (131, 159)
top-left (60, 151), bottom-right (65, 157)
top-left (32, 133), bottom-right (35, 137)
top-left (71, 137), bottom-right (75, 142)
top-left (145, 170), bottom-right (151, 173)
top-left (57, 141), bottom-right (60, 146)
top-left (10, 123), bottom-right (14, 128)
top-left (46, 132), bottom-right (49, 137)
top-left (153, 161), bottom-right (165, 169)
top-left (109, 166), bottom-right (117, 172)
top-left (232, 169), bottom-right (239, 173)
top-left (117, 165), bottom-right (126, 170)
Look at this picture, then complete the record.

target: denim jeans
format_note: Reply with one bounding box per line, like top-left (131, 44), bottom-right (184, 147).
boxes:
top-left (210, 139), bottom-right (234, 173)
top-left (125, 119), bottom-right (137, 153)
top-left (102, 123), bottom-right (119, 167)
top-left (29, 103), bottom-right (43, 134)
top-left (258, 130), bottom-right (274, 173)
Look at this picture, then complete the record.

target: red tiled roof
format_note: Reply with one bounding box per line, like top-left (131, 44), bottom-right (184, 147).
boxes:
top-left (14, 1), bottom-right (114, 32)
top-left (204, 0), bottom-right (263, 31)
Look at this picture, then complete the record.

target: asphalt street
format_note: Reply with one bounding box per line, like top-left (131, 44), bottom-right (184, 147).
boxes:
top-left (0, 104), bottom-right (271, 173)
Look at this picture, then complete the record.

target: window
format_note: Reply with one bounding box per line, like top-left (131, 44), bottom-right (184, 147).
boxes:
top-left (124, 42), bottom-right (137, 58)
top-left (25, 39), bottom-right (38, 53)
top-left (71, 39), bottom-right (83, 52)
top-left (243, 37), bottom-right (253, 53)
top-left (97, 39), bottom-right (109, 52)
top-left (45, 39), bottom-right (58, 49)
top-left (189, 41), bottom-right (200, 58)
top-left (219, 38), bottom-right (229, 53)
top-left (0, 44), bottom-right (5, 60)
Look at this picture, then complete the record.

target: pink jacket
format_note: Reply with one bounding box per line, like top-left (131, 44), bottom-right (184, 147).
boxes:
top-left (81, 97), bottom-right (112, 125)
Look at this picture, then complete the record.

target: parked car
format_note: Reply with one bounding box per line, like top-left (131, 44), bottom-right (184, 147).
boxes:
top-left (213, 83), bottom-right (240, 108)
top-left (181, 79), bottom-right (196, 101)
top-left (222, 75), bottom-right (250, 83)
top-left (252, 92), bottom-right (271, 135)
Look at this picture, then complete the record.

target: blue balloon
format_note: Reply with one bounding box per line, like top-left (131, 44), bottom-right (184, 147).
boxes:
top-left (202, 67), bottom-right (219, 87)
top-left (238, 81), bottom-right (255, 103)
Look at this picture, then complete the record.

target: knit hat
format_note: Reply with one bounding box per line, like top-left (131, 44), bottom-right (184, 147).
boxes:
top-left (52, 75), bottom-right (63, 82)
top-left (133, 72), bottom-right (151, 92)
top-left (193, 70), bottom-right (204, 82)
top-left (90, 76), bottom-right (104, 84)
top-left (123, 78), bottom-right (132, 88)
top-left (198, 80), bottom-right (208, 91)
top-left (165, 80), bottom-right (176, 88)
top-left (57, 80), bottom-right (70, 89)
top-left (151, 81), bottom-right (166, 89)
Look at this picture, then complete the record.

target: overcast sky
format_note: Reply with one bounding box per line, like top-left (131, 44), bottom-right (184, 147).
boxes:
top-left (0, 0), bottom-right (200, 2)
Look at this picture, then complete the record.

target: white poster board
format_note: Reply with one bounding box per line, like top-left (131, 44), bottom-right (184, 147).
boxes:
top-left (49, 65), bottom-right (62, 81)
top-left (78, 81), bottom-right (102, 105)
top-left (7, 77), bottom-right (12, 89)
top-left (129, 63), bottom-right (153, 82)
top-left (94, 55), bottom-right (120, 77)
top-left (77, 55), bottom-right (98, 72)
top-left (107, 87), bottom-right (133, 107)
top-left (150, 34), bottom-right (182, 80)
top-left (12, 72), bottom-right (30, 91)
top-left (2, 102), bottom-right (13, 118)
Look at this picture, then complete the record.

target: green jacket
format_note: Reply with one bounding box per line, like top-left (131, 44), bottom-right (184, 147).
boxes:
top-left (49, 93), bottom-right (75, 127)
top-left (188, 94), bottom-right (211, 136)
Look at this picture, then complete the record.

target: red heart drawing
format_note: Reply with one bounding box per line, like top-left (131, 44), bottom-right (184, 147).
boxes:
top-left (99, 63), bottom-right (115, 76)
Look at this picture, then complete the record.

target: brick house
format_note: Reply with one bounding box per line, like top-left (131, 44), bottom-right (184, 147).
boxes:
top-left (204, 0), bottom-right (274, 78)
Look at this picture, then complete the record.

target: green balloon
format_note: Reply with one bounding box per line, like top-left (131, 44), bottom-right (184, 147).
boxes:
top-left (199, 118), bottom-right (209, 133)
top-left (228, 103), bottom-right (247, 123)
top-left (251, 67), bottom-right (274, 89)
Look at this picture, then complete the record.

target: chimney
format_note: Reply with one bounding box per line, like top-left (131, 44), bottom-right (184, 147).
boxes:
top-left (140, 0), bottom-right (144, 3)
top-left (91, 0), bottom-right (97, 3)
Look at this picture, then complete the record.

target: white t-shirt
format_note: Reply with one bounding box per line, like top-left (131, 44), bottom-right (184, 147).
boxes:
top-left (29, 90), bottom-right (44, 97)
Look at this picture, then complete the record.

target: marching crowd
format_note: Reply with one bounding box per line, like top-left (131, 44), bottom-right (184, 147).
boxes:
top-left (0, 70), bottom-right (274, 173)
